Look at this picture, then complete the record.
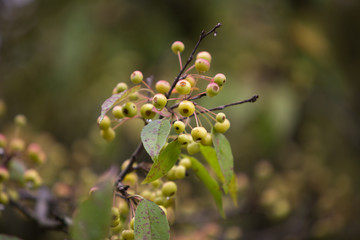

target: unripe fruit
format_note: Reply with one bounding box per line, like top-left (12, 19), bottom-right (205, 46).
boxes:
top-left (173, 121), bottom-right (185, 134)
top-left (112, 105), bottom-right (124, 119)
top-left (191, 127), bottom-right (207, 142)
top-left (129, 92), bottom-right (139, 101)
top-left (179, 158), bottom-right (192, 169)
top-left (129, 217), bottom-right (135, 230)
top-left (152, 93), bottom-right (167, 110)
top-left (10, 138), bottom-right (25, 152)
top-left (177, 134), bottom-right (191, 146)
top-left (185, 75), bottom-right (196, 87)
top-left (23, 169), bottom-right (42, 189)
top-left (140, 103), bottom-right (156, 119)
top-left (216, 112), bottom-right (226, 123)
top-left (155, 80), bottom-right (171, 94)
top-left (27, 143), bottom-right (46, 164)
top-left (0, 134), bottom-right (6, 148)
top-left (141, 190), bottom-right (155, 201)
top-left (114, 82), bottom-right (128, 93)
top-left (121, 229), bottom-right (135, 240)
top-left (151, 179), bottom-right (162, 189)
top-left (122, 102), bottom-right (137, 117)
top-left (130, 70), bottom-right (143, 84)
top-left (187, 142), bottom-right (200, 155)
top-left (178, 100), bottom-right (195, 117)
top-left (175, 80), bottom-right (191, 95)
top-left (123, 172), bottom-right (138, 185)
top-left (161, 181), bottom-right (177, 197)
top-left (111, 206), bottom-right (120, 221)
top-left (201, 133), bottom-right (213, 146)
top-left (111, 218), bottom-right (121, 228)
top-left (0, 192), bottom-right (9, 205)
top-left (14, 114), bottom-right (27, 127)
top-left (171, 41), bottom-right (185, 54)
top-left (196, 51), bottom-right (212, 63)
top-left (165, 167), bottom-right (177, 181)
top-left (98, 115), bottom-right (111, 130)
top-left (174, 165), bottom-right (186, 179)
top-left (163, 196), bottom-right (175, 208)
top-left (111, 221), bottom-right (123, 234)
top-left (0, 167), bottom-right (9, 182)
top-left (154, 196), bottom-right (165, 206)
top-left (100, 128), bottom-right (116, 142)
top-left (214, 119), bottom-right (230, 133)
top-left (195, 58), bottom-right (210, 72)
top-left (206, 82), bottom-right (220, 97)
top-left (214, 73), bottom-right (226, 87)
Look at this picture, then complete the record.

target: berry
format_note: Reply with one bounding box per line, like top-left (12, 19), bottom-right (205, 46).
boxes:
top-left (173, 121), bottom-right (185, 134)
top-left (214, 119), bottom-right (230, 133)
top-left (179, 158), bottom-right (192, 169)
top-left (175, 80), bottom-right (191, 95)
top-left (122, 102), bottom-right (137, 117)
top-left (0, 167), bottom-right (9, 182)
top-left (98, 115), bottom-right (111, 130)
top-left (196, 51), bottom-right (212, 63)
top-left (161, 181), bottom-right (177, 197)
top-left (129, 92), bottom-right (139, 101)
top-left (191, 127), bottom-right (207, 142)
top-left (206, 82), bottom-right (220, 97)
top-left (155, 80), bottom-right (171, 94)
top-left (130, 70), bottom-right (143, 84)
top-left (114, 82), bottom-right (128, 94)
top-left (123, 172), bottom-right (138, 185)
top-left (121, 229), bottom-right (135, 240)
top-left (111, 221), bottom-right (123, 234)
top-left (23, 169), bottom-right (42, 189)
top-left (178, 100), bottom-right (195, 117)
top-left (165, 167), bottom-right (177, 181)
top-left (140, 103), bottom-right (156, 119)
top-left (154, 195), bottom-right (165, 206)
top-left (216, 112), bottom-right (226, 123)
top-left (152, 93), bottom-right (167, 110)
top-left (129, 217), bottom-right (135, 230)
top-left (141, 190), bottom-right (155, 201)
top-left (14, 114), bottom-right (27, 127)
top-left (10, 138), bottom-right (25, 152)
top-left (195, 58), bottom-right (210, 72)
top-left (185, 75), bottom-right (196, 87)
top-left (177, 134), bottom-right (191, 146)
top-left (171, 41), bottom-right (185, 54)
top-left (111, 206), bottom-right (120, 221)
top-left (214, 73), bottom-right (226, 87)
top-left (27, 143), bottom-right (46, 164)
top-left (201, 133), bottom-right (213, 146)
top-left (101, 128), bottom-right (116, 141)
top-left (187, 142), bottom-right (200, 155)
top-left (174, 165), bottom-right (186, 179)
top-left (112, 105), bottom-right (124, 119)
top-left (151, 179), bottom-right (162, 189)
top-left (0, 192), bottom-right (9, 205)
top-left (0, 134), bottom-right (7, 148)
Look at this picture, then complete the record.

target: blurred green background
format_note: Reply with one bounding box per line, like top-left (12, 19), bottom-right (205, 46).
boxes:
top-left (1, 0), bottom-right (360, 239)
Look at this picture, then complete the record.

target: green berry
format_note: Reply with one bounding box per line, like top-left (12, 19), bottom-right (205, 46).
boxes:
top-left (23, 169), bottom-right (42, 189)
top-left (191, 127), bottom-right (207, 142)
top-left (216, 112), bottom-right (226, 123)
top-left (114, 82), bottom-right (128, 93)
top-left (155, 80), bottom-right (171, 94)
top-left (177, 134), bottom-right (191, 146)
top-left (14, 114), bottom-right (27, 127)
top-left (201, 133), bottom-right (213, 146)
top-left (214, 119), bottom-right (230, 133)
top-left (0, 167), bottom-right (9, 182)
top-left (0, 134), bottom-right (6, 148)
top-left (121, 229), bottom-right (135, 240)
top-left (151, 179), bottom-right (162, 188)
top-left (178, 100), bottom-right (195, 117)
top-left (101, 128), bottom-right (116, 141)
top-left (195, 58), bottom-right (210, 72)
top-left (10, 138), bottom-right (25, 152)
top-left (165, 167), bottom-right (177, 181)
top-left (98, 115), bottom-right (111, 130)
top-left (152, 93), bottom-right (167, 110)
top-left (112, 105), bottom-right (124, 119)
top-left (196, 51), bottom-right (212, 63)
top-left (161, 181), bottom-right (177, 197)
top-left (206, 82), bottom-right (220, 97)
top-left (214, 73), bottom-right (226, 87)
top-left (174, 165), bottom-right (186, 179)
top-left (0, 192), bottom-right (9, 205)
top-left (154, 195), bottom-right (165, 205)
top-left (173, 121), bottom-right (185, 134)
top-left (187, 142), bottom-right (200, 155)
top-left (130, 70), bottom-right (143, 84)
top-left (129, 92), bottom-right (139, 101)
top-left (129, 217), bottom-right (135, 230)
top-left (171, 41), bottom-right (185, 54)
top-left (175, 80), bottom-right (191, 95)
top-left (122, 102), bottom-right (137, 117)
top-left (27, 143), bottom-right (46, 164)
top-left (185, 75), bottom-right (196, 87)
top-left (111, 218), bottom-right (121, 228)
top-left (179, 158), bottom-right (192, 169)
top-left (111, 206), bottom-right (120, 221)
top-left (140, 103), bottom-right (156, 119)
top-left (111, 221), bottom-right (123, 234)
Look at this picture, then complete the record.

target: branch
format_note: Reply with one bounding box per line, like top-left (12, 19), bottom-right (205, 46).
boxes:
top-left (165, 23), bottom-right (222, 98)
top-left (117, 141), bottom-right (144, 182)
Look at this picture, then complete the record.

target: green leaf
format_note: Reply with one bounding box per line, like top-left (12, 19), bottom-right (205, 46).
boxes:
top-left (200, 145), bottom-right (225, 183)
top-left (135, 199), bottom-right (170, 240)
top-left (142, 140), bottom-right (180, 184)
top-left (70, 168), bottom-right (116, 240)
top-left (141, 119), bottom-right (171, 161)
top-left (99, 85), bottom-right (141, 121)
top-left (0, 234), bottom-right (23, 240)
top-left (212, 130), bottom-right (234, 194)
top-left (187, 155), bottom-right (225, 218)
top-left (228, 173), bottom-right (238, 207)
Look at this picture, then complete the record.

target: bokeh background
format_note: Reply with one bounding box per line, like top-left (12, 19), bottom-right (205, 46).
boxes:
top-left (1, 0), bottom-right (360, 239)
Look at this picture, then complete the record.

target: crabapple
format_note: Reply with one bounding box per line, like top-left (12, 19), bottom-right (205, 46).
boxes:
top-left (155, 80), bottom-right (171, 94)
top-left (214, 119), bottom-right (230, 133)
top-left (171, 41), bottom-right (184, 54)
top-left (178, 100), bottom-right (195, 117)
top-left (173, 121), bottom-right (185, 134)
top-left (140, 103), bottom-right (156, 119)
top-left (130, 70), bottom-right (143, 84)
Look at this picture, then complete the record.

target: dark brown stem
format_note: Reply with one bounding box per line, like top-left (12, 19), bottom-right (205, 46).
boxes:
top-left (117, 141), bottom-right (144, 182)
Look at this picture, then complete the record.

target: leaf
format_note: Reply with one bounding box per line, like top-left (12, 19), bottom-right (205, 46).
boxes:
top-left (212, 130), bottom-right (234, 194)
top-left (99, 85), bottom-right (141, 121)
top-left (70, 168), bottom-right (116, 240)
top-left (142, 140), bottom-right (180, 184)
top-left (187, 155), bottom-right (225, 218)
top-left (0, 234), bottom-right (23, 240)
top-left (200, 145), bottom-right (224, 183)
top-left (228, 173), bottom-right (238, 207)
top-left (135, 199), bottom-right (170, 240)
top-left (141, 119), bottom-right (171, 161)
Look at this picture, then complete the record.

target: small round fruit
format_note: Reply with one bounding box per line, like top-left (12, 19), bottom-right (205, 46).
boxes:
top-left (179, 158), bottom-right (191, 169)
top-left (130, 70), bottom-right (143, 84)
top-left (129, 92), bottom-right (139, 101)
top-left (111, 217), bottom-right (120, 228)
top-left (191, 127), bottom-right (207, 142)
top-left (121, 229), bottom-right (135, 240)
top-left (98, 115), bottom-right (111, 130)
top-left (195, 58), bottom-right (210, 72)
top-left (0, 192), bottom-right (9, 205)
top-left (129, 217), bottom-right (135, 230)
top-left (196, 51), bottom-right (212, 63)
top-left (112, 105), bottom-right (124, 119)
top-left (140, 103), bottom-right (156, 119)
top-left (178, 100), bottom-right (195, 117)
top-left (0, 167), bottom-right (9, 182)
top-left (206, 82), bottom-right (220, 97)
top-left (174, 165), bottom-right (186, 179)
top-left (123, 172), bottom-right (138, 185)
top-left (111, 221), bottom-right (123, 234)
top-left (14, 114), bottom-right (27, 127)
top-left (154, 195), bottom-right (165, 205)
top-left (23, 169), bottom-right (42, 188)
top-left (214, 73), bottom-right (226, 87)
top-left (152, 93), bottom-right (167, 110)
top-left (187, 142), bottom-right (200, 155)
top-left (111, 206), bottom-right (120, 221)
top-left (161, 181), bottom-right (177, 197)
top-left (216, 112), bottom-right (226, 123)
top-left (173, 121), bottom-right (185, 134)
top-left (155, 80), bottom-right (171, 94)
top-left (175, 80), bottom-right (191, 95)
top-left (171, 41), bottom-right (185, 54)
top-left (185, 75), bottom-right (196, 87)
top-left (201, 133), bottom-right (213, 146)
top-left (0, 134), bottom-right (7, 148)
top-left (114, 82), bottom-right (128, 93)
top-left (165, 167), bottom-right (177, 181)
top-left (122, 102), bottom-right (137, 117)
top-left (214, 119), bottom-right (230, 133)
top-left (10, 138), bottom-right (25, 152)
top-left (151, 179), bottom-right (162, 189)
top-left (177, 134), bottom-right (191, 146)
top-left (27, 143), bottom-right (46, 164)
top-left (101, 128), bottom-right (116, 141)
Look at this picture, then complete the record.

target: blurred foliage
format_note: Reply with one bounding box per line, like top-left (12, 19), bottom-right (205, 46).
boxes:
top-left (0, 0), bottom-right (360, 239)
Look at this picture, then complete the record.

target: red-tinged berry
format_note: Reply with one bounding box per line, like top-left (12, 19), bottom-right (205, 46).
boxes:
top-left (27, 143), bottom-right (46, 164)
top-left (175, 80), bottom-right (191, 95)
top-left (112, 105), bottom-right (124, 119)
top-left (214, 119), bottom-right (230, 133)
top-left (140, 103), bottom-right (156, 119)
top-left (195, 58), bottom-right (210, 72)
top-left (185, 75), bottom-right (196, 87)
top-left (155, 80), bottom-right (171, 94)
top-left (206, 82), bottom-right (220, 97)
top-left (178, 100), bottom-right (195, 117)
top-left (214, 73), bottom-right (226, 87)
top-left (171, 41), bottom-right (185, 54)
top-left (152, 93), bottom-right (167, 110)
top-left (122, 102), bottom-right (137, 117)
top-left (130, 70), bottom-right (143, 84)
top-left (173, 121), bottom-right (185, 134)
top-left (196, 51), bottom-right (212, 63)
